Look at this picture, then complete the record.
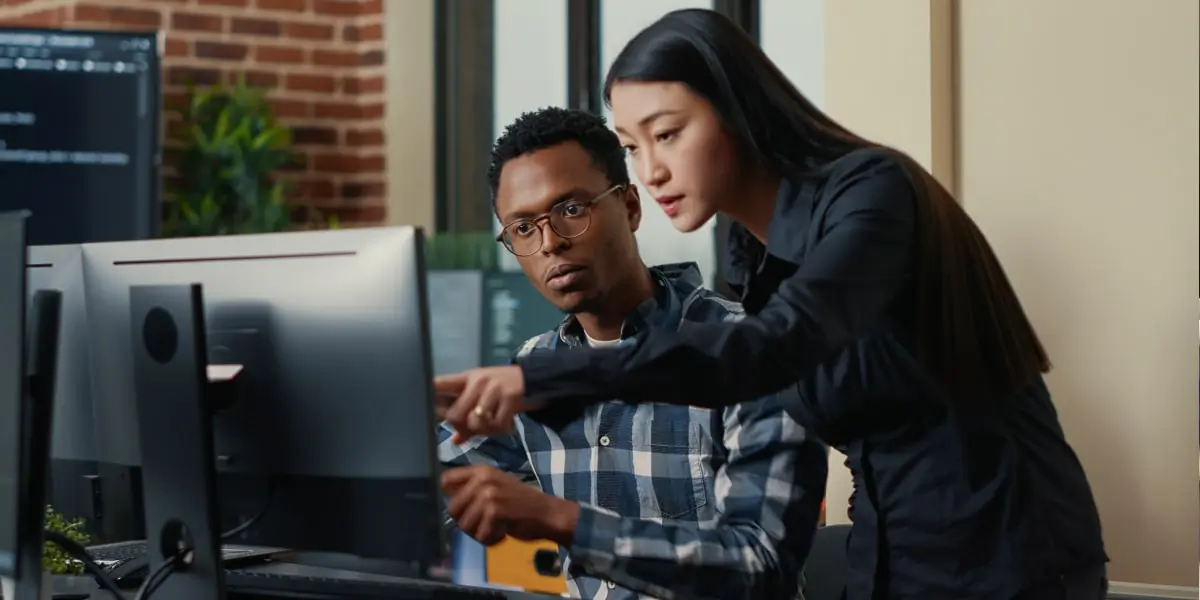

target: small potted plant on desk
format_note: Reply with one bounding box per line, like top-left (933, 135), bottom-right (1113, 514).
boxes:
top-left (39, 506), bottom-right (94, 599)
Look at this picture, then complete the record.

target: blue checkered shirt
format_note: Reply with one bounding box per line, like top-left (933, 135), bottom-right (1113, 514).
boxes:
top-left (438, 263), bottom-right (825, 600)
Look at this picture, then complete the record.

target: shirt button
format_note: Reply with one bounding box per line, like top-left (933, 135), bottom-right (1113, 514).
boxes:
top-left (599, 435), bottom-right (611, 447)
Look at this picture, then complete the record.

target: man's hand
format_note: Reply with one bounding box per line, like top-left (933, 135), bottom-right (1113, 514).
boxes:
top-left (434, 366), bottom-right (532, 443)
top-left (441, 465), bottom-right (578, 547)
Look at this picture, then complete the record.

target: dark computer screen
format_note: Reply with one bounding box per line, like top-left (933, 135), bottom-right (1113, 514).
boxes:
top-left (426, 271), bottom-right (484, 376)
top-left (0, 28), bottom-right (159, 245)
top-left (480, 271), bottom-right (563, 366)
top-left (426, 270), bottom-right (563, 371)
top-left (0, 213), bottom-right (27, 576)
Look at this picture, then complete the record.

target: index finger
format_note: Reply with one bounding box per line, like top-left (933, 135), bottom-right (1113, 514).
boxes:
top-left (444, 375), bottom-right (483, 435)
top-left (434, 373), bottom-right (468, 395)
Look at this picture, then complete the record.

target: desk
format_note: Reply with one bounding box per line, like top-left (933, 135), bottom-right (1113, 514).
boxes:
top-left (50, 561), bottom-right (562, 600)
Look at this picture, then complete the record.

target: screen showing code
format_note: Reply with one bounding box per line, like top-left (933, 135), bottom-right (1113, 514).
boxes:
top-left (0, 29), bottom-right (158, 244)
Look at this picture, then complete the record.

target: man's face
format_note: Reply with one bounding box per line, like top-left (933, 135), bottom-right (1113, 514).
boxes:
top-left (494, 141), bottom-right (642, 313)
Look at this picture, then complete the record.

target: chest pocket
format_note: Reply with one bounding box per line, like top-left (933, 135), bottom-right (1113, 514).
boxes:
top-left (630, 417), bottom-right (712, 520)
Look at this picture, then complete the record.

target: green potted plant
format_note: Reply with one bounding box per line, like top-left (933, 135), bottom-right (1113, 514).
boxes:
top-left (3, 506), bottom-right (94, 599)
top-left (425, 231), bottom-right (499, 270)
top-left (163, 75), bottom-right (333, 237)
top-left (42, 505), bottom-right (91, 577)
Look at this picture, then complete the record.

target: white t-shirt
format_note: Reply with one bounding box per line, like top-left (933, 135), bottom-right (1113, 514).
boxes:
top-left (584, 332), bottom-right (621, 349)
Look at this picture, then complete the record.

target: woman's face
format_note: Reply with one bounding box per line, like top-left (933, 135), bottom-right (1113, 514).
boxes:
top-left (610, 81), bottom-right (742, 233)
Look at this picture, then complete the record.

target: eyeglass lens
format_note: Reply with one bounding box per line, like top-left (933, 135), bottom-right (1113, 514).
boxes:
top-left (503, 201), bottom-right (591, 255)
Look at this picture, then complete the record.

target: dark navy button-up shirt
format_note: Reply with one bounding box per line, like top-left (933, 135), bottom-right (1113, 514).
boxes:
top-left (520, 148), bottom-right (1107, 599)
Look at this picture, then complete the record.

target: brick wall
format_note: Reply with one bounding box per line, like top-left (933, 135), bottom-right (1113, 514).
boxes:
top-left (0, 0), bottom-right (389, 226)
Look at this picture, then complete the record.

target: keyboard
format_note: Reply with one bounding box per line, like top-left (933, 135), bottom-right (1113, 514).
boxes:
top-left (224, 569), bottom-right (508, 599)
top-left (88, 540), bottom-right (284, 587)
top-left (87, 540), bottom-right (153, 564)
top-left (89, 540), bottom-right (279, 564)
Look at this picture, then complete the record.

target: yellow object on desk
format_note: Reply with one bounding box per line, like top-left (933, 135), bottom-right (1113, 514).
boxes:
top-left (486, 537), bottom-right (567, 595)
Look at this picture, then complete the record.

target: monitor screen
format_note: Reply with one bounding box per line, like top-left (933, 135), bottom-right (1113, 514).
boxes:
top-left (480, 271), bottom-right (563, 366)
top-left (0, 28), bottom-right (159, 245)
top-left (426, 271), bottom-right (484, 375)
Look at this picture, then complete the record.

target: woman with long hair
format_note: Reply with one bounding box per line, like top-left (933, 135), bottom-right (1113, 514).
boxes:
top-left (438, 9), bottom-right (1106, 599)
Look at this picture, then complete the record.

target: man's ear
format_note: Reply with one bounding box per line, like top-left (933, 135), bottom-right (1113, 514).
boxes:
top-left (624, 185), bottom-right (643, 233)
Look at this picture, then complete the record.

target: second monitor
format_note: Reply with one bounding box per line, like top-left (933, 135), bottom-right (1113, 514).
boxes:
top-left (81, 227), bottom-right (443, 573)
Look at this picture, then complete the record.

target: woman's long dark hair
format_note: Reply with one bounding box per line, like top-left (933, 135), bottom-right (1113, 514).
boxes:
top-left (605, 9), bottom-right (1051, 405)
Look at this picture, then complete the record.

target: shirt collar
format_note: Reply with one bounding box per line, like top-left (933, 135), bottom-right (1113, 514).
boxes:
top-left (724, 175), bottom-right (816, 285)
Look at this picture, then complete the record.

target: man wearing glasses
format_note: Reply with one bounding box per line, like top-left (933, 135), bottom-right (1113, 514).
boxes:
top-left (437, 107), bottom-right (827, 600)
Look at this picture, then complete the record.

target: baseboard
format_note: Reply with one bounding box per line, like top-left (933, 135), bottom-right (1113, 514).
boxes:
top-left (1108, 581), bottom-right (1199, 599)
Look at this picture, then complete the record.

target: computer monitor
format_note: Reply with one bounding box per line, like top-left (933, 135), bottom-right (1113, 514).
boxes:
top-left (480, 271), bottom-right (563, 366)
top-left (1, 212), bottom-right (62, 600)
top-left (0, 28), bottom-right (161, 245)
top-left (26, 246), bottom-right (92, 462)
top-left (426, 270), bottom-right (484, 376)
top-left (25, 245), bottom-right (140, 542)
top-left (81, 227), bottom-right (443, 573)
top-left (0, 211), bottom-right (27, 579)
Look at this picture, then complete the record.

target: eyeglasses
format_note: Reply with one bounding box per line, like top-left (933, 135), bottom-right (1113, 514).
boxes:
top-left (496, 185), bottom-right (625, 257)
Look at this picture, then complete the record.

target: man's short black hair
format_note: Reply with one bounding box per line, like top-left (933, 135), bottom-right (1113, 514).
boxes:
top-left (487, 107), bottom-right (630, 204)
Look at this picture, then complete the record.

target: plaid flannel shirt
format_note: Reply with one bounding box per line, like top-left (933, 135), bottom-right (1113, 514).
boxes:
top-left (438, 263), bottom-right (825, 600)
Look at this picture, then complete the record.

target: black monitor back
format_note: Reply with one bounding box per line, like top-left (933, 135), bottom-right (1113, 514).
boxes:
top-left (1, 212), bottom-right (62, 599)
top-left (81, 227), bottom-right (442, 570)
top-left (0, 212), bottom-right (27, 578)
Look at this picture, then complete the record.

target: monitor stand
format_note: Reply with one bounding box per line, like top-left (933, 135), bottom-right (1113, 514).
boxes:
top-left (129, 284), bottom-right (225, 600)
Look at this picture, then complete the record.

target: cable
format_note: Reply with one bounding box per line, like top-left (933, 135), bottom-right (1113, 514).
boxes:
top-left (42, 529), bottom-right (124, 598)
top-left (220, 478), bottom-right (276, 541)
top-left (128, 501), bottom-right (259, 600)
top-left (48, 478), bottom-right (274, 598)
top-left (131, 554), bottom-right (179, 600)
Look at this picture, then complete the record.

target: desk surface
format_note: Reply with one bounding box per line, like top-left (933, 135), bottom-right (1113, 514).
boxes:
top-left (43, 574), bottom-right (1190, 600)
top-left (51, 562), bottom-right (562, 600)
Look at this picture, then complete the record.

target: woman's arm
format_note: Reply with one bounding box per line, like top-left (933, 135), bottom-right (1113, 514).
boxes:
top-left (519, 152), bottom-right (917, 408)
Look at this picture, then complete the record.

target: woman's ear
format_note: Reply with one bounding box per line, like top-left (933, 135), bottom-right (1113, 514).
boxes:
top-left (624, 185), bottom-right (643, 233)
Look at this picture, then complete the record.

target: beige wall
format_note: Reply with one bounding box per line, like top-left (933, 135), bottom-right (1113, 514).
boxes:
top-left (825, 0), bottom-right (957, 191)
top-left (958, 0), bottom-right (1199, 586)
top-left (382, 0), bottom-right (436, 231)
top-left (826, 0), bottom-right (1199, 588)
